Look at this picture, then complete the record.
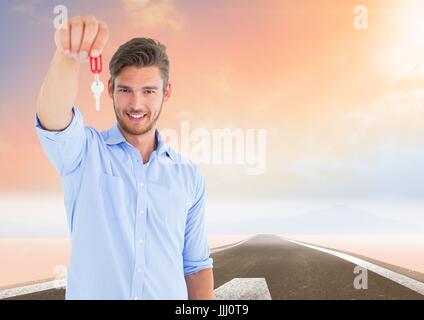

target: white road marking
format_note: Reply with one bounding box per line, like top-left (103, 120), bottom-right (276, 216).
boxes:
top-left (1, 277), bottom-right (272, 300)
top-left (214, 278), bottom-right (272, 300)
top-left (211, 236), bottom-right (256, 253)
top-left (284, 237), bottom-right (424, 296)
top-left (0, 236), bottom-right (256, 300)
top-left (9, 235), bottom-right (421, 299)
top-left (0, 278), bottom-right (66, 300)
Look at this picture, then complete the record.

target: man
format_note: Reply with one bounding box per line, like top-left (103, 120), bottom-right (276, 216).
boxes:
top-left (35, 15), bottom-right (214, 300)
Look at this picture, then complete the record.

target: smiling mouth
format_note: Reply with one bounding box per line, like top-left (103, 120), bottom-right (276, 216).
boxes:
top-left (127, 112), bottom-right (147, 122)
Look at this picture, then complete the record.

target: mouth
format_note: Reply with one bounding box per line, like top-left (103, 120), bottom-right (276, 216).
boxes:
top-left (126, 112), bottom-right (147, 122)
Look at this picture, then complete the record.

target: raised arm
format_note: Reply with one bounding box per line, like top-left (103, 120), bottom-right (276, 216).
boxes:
top-left (36, 15), bottom-right (109, 131)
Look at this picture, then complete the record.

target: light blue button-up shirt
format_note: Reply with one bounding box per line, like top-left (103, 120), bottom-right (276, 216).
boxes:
top-left (35, 106), bottom-right (213, 300)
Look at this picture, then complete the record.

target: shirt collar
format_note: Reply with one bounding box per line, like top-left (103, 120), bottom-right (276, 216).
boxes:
top-left (104, 122), bottom-right (174, 161)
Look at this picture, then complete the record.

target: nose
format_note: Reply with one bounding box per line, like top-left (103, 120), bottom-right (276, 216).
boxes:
top-left (130, 90), bottom-right (146, 108)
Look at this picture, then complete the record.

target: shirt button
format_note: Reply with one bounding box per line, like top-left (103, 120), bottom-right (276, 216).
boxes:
top-left (139, 182), bottom-right (144, 188)
top-left (139, 209), bottom-right (144, 215)
top-left (137, 268), bottom-right (142, 273)
top-left (134, 296), bottom-right (139, 300)
top-left (138, 238), bottom-right (143, 244)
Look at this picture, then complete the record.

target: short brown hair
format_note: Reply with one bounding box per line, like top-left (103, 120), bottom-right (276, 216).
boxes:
top-left (109, 38), bottom-right (170, 91)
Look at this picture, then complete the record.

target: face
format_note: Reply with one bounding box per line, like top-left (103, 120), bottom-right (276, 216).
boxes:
top-left (108, 65), bottom-right (171, 137)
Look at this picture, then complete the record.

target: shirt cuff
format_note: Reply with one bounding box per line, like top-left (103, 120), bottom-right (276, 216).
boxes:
top-left (35, 106), bottom-right (83, 142)
top-left (184, 257), bottom-right (213, 276)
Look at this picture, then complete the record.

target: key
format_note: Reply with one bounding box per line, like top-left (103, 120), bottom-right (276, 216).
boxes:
top-left (89, 54), bottom-right (104, 111)
top-left (91, 74), bottom-right (104, 112)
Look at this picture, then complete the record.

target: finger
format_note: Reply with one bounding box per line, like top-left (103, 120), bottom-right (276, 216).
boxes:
top-left (79, 15), bottom-right (98, 59)
top-left (55, 19), bottom-right (71, 54)
top-left (70, 16), bottom-right (84, 54)
top-left (90, 20), bottom-right (109, 57)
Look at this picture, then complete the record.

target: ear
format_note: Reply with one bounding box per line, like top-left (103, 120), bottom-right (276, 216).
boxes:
top-left (163, 82), bottom-right (171, 102)
top-left (108, 78), bottom-right (113, 99)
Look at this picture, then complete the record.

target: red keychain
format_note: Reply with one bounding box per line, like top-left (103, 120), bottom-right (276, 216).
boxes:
top-left (90, 54), bottom-right (102, 74)
top-left (90, 54), bottom-right (104, 112)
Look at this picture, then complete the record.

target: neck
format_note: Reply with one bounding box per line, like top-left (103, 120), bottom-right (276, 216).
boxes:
top-left (119, 125), bottom-right (157, 164)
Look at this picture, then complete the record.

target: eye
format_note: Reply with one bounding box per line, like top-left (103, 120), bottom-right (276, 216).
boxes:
top-left (118, 88), bottom-right (130, 93)
top-left (144, 90), bottom-right (155, 94)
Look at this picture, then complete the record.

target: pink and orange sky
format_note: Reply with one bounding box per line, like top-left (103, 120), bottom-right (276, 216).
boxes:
top-left (1, 0), bottom-right (424, 234)
top-left (2, 1), bottom-right (424, 290)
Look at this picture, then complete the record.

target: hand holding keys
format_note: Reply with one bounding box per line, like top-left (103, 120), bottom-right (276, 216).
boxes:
top-left (54, 16), bottom-right (109, 112)
top-left (90, 55), bottom-right (104, 112)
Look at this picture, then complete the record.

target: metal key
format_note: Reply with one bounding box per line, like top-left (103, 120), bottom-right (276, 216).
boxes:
top-left (91, 74), bottom-right (104, 112)
top-left (89, 54), bottom-right (104, 112)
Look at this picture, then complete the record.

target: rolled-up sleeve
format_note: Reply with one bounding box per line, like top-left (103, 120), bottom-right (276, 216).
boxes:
top-left (35, 106), bottom-right (87, 177)
top-left (183, 167), bottom-right (213, 276)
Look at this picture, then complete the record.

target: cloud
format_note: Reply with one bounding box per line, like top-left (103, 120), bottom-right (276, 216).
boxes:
top-left (341, 88), bottom-right (424, 146)
top-left (8, 0), bottom-right (51, 26)
top-left (122, 0), bottom-right (183, 31)
top-left (288, 137), bottom-right (424, 197)
top-left (8, 0), bottom-right (35, 15)
top-left (201, 64), bottom-right (236, 96)
top-left (0, 140), bottom-right (13, 154)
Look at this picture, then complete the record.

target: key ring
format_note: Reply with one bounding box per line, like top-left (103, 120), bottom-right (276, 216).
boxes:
top-left (90, 54), bottom-right (102, 84)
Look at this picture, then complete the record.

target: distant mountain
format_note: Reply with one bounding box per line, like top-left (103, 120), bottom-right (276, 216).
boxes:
top-left (208, 204), bottom-right (424, 235)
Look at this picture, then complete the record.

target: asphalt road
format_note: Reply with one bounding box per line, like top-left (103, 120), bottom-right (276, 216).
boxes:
top-left (212, 234), bottom-right (423, 299)
top-left (4, 234), bottom-right (424, 300)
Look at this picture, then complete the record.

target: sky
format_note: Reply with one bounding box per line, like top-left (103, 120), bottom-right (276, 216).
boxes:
top-left (1, 0), bottom-right (424, 235)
